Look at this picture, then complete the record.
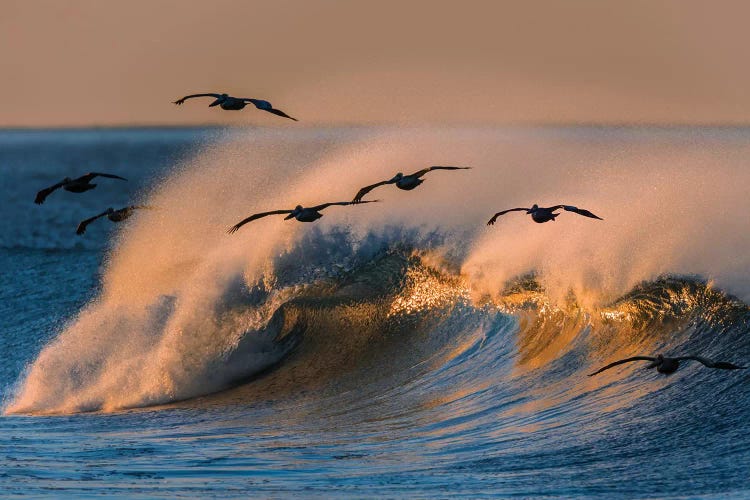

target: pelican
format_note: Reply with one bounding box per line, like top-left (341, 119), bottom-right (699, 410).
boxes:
top-left (589, 354), bottom-right (746, 376)
top-left (173, 93), bottom-right (297, 120)
top-left (35, 172), bottom-right (128, 204)
top-left (352, 166), bottom-right (470, 203)
top-left (487, 204), bottom-right (602, 225)
top-left (76, 206), bottom-right (151, 235)
top-left (228, 200), bottom-right (378, 234)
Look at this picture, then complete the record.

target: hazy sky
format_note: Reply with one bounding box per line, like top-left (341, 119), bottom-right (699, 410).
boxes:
top-left (3, 0), bottom-right (750, 127)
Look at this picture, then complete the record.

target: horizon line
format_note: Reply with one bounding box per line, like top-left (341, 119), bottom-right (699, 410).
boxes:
top-left (3, 121), bottom-right (750, 132)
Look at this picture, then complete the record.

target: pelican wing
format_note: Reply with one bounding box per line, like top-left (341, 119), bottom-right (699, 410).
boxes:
top-left (264, 108), bottom-right (298, 121)
top-left (34, 180), bottom-right (66, 204)
top-left (310, 200), bottom-right (378, 212)
top-left (486, 208), bottom-right (529, 225)
top-left (409, 166), bottom-right (471, 178)
top-left (588, 356), bottom-right (656, 376)
top-left (675, 356), bottom-right (746, 370)
top-left (173, 93), bottom-right (222, 105)
top-left (76, 210), bottom-right (110, 235)
top-left (78, 172), bottom-right (128, 183)
top-left (548, 205), bottom-right (603, 220)
top-left (228, 209), bottom-right (293, 234)
top-left (244, 98), bottom-right (272, 109)
top-left (352, 181), bottom-right (391, 203)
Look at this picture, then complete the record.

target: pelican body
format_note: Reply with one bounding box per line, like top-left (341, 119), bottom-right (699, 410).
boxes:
top-left (212, 95), bottom-right (249, 110)
top-left (286, 205), bottom-right (324, 222)
top-left (63, 179), bottom-right (98, 193)
top-left (528, 205), bottom-right (560, 223)
top-left (393, 174), bottom-right (423, 191)
top-left (649, 355), bottom-right (681, 374)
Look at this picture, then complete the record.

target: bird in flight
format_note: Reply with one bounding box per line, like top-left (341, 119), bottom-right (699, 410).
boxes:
top-left (588, 354), bottom-right (745, 376)
top-left (35, 172), bottom-right (128, 204)
top-left (173, 93), bottom-right (297, 120)
top-left (76, 206), bottom-right (153, 235)
top-left (487, 204), bottom-right (602, 225)
top-left (352, 166), bottom-right (470, 203)
top-left (228, 200), bottom-right (379, 234)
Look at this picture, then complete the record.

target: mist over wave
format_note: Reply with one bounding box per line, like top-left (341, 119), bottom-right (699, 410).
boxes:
top-left (5, 126), bottom-right (750, 414)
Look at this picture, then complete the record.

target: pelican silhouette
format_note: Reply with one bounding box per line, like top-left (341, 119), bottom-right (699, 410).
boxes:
top-left (487, 204), bottom-right (602, 225)
top-left (228, 200), bottom-right (378, 234)
top-left (76, 206), bottom-right (152, 235)
top-left (173, 93), bottom-right (297, 120)
top-left (35, 172), bottom-right (128, 204)
top-left (589, 354), bottom-right (746, 376)
top-left (352, 166), bottom-right (470, 203)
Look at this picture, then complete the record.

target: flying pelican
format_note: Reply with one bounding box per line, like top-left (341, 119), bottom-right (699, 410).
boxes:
top-left (352, 166), bottom-right (470, 203)
top-left (76, 206), bottom-right (151, 235)
top-left (35, 172), bottom-right (128, 204)
top-left (228, 200), bottom-right (379, 234)
top-left (588, 354), bottom-right (746, 376)
top-left (173, 93), bottom-right (297, 120)
top-left (487, 204), bottom-right (603, 225)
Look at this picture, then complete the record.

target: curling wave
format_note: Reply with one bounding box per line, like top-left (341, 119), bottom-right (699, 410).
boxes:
top-left (5, 127), bottom-right (750, 415)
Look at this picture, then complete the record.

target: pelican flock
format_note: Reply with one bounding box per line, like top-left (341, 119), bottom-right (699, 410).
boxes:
top-left (28, 87), bottom-right (745, 384)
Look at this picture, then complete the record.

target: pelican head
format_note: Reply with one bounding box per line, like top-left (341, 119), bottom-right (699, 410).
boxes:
top-left (285, 205), bottom-right (303, 220)
top-left (209, 94), bottom-right (229, 107)
top-left (63, 177), bottom-right (72, 183)
top-left (390, 173), bottom-right (404, 182)
top-left (105, 207), bottom-right (115, 214)
top-left (527, 204), bottom-right (539, 214)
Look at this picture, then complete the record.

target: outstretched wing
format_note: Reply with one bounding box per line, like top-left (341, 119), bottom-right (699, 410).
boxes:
top-left (409, 166), bottom-right (471, 178)
top-left (675, 356), bottom-right (746, 369)
top-left (228, 209), bottom-right (293, 234)
top-left (310, 200), bottom-right (379, 212)
top-left (76, 211), bottom-right (110, 235)
top-left (264, 108), bottom-right (298, 121)
top-left (244, 98), bottom-right (272, 109)
top-left (486, 208), bottom-right (529, 225)
top-left (548, 205), bottom-right (603, 220)
top-left (34, 180), bottom-right (66, 204)
top-left (78, 172), bottom-right (128, 183)
top-left (352, 181), bottom-right (391, 203)
top-left (173, 93), bottom-right (222, 105)
top-left (588, 356), bottom-right (656, 376)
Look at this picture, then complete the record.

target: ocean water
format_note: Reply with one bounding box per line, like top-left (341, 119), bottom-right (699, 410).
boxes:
top-left (1, 126), bottom-right (749, 498)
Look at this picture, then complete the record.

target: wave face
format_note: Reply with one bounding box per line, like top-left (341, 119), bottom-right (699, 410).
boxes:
top-left (5, 126), bottom-right (750, 415)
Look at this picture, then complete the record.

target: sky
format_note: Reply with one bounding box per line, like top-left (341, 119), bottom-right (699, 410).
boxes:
top-left (2, 0), bottom-right (750, 127)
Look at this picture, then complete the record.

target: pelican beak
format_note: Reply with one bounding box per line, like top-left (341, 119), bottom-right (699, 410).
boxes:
top-left (284, 213), bottom-right (295, 220)
top-left (209, 98), bottom-right (222, 107)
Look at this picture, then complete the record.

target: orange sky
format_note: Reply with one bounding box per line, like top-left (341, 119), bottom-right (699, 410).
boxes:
top-left (2, 0), bottom-right (750, 127)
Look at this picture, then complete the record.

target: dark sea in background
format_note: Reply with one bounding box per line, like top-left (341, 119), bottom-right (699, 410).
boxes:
top-left (1, 127), bottom-right (748, 498)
